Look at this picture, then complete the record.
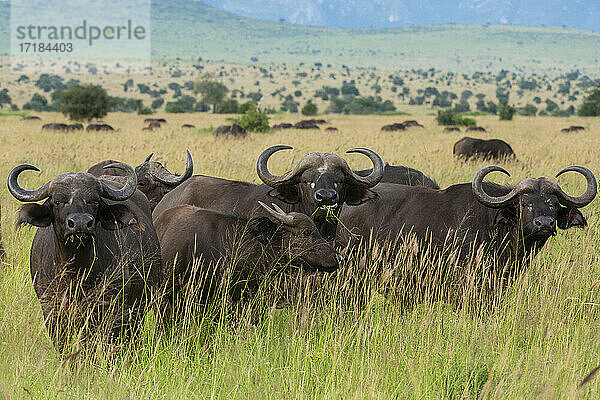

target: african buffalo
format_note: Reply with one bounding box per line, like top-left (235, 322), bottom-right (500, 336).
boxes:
top-left (325, 127), bottom-right (339, 132)
top-left (181, 124), bottom-right (195, 129)
top-left (67, 123), bottom-right (83, 131)
top-left (294, 120), bottom-right (320, 130)
top-left (355, 164), bottom-right (439, 189)
top-left (339, 166), bottom-right (596, 269)
top-left (23, 116), bottom-right (41, 121)
top-left (381, 123), bottom-right (405, 132)
top-left (42, 123), bottom-right (68, 131)
top-left (273, 123), bottom-right (294, 130)
top-left (153, 145), bottom-right (384, 242)
top-left (467, 126), bottom-right (486, 132)
top-left (155, 202), bottom-right (341, 320)
top-left (444, 127), bottom-right (461, 132)
top-left (8, 163), bottom-right (161, 348)
top-left (454, 137), bottom-right (515, 161)
top-left (87, 124), bottom-right (115, 132)
top-left (402, 120), bottom-right (424, 128)
top-left (561, 126), bottom-right (585, 133)
top-left (144, 118), bottom-right (167, 124)
top-left (88, 150), bottom-right (193, 211)
top-left (213, 123), bottom-right (247, 137)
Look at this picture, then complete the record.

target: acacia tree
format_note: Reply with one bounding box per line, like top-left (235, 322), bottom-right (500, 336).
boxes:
top-left (61, 84), bottom-right (114, 121)
top-left (193, 73), bottom-right (228, 113)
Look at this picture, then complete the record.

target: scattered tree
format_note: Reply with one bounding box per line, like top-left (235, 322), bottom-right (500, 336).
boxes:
top-left (61, 85), bottom-right (114, 120)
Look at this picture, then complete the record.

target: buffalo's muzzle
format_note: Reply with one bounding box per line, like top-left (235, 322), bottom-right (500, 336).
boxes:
top-left (314, 189), bottom-right (339, 205)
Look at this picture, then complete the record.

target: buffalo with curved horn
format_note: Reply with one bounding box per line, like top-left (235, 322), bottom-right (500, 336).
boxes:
top-left (88, 149), bottom-right (193, 210)
top-left (8, 163), bottom-right (161, 348)
top-left (153, 145), bottom-right (384, 242)
top-left (340, 165), bottom-right (596, 269)
top-left (155, 201), bottom-right (342, 321)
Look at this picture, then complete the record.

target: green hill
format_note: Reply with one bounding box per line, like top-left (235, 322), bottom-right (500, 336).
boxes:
top-left (2, 0), bottom-right (600, 74)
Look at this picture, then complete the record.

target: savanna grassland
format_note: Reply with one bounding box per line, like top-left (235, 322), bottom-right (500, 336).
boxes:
top-left (1, 110), bottom-right (600, 398)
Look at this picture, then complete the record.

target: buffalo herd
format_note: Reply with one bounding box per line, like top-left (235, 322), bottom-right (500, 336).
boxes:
top-left (7, 130), bottom-right (597, 348)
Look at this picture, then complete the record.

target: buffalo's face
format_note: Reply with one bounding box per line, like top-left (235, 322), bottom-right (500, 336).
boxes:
top-left (252, 202), bottom-right (341, 272)
top-left (473, 166), bottom-right (594, 246)
top-left (518, 192), bottom-right (586, 241)
top-left (282, 212), bottom-right (342, 272)
top-left (12, 168), bottom-right (139, 252)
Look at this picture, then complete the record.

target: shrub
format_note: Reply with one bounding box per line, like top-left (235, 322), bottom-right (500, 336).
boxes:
top-left (218, 99), bottom-right (240, 114)
top-left (239, 105), bottom-right (270, 133)
top-left (517, 104), bottom-right (538, 116)
top-left (578, 85), bottom-right (600, 116)
top-left (238, 101), bottom-right (256, 114)
top-left (23, 93), bottom-right (52, 112)
top-left (61, 85), bottom-right (114, 120)
top-left (498, 100), bottom-right (515, 121)
top-left (436, 109), bottom-right (476, 126)
top-left (165, 103), bottom-right (185, 113)
top-left (151, 98), bottom-right (165, 109)
top-left (301, 100), bottom-right (318, 116)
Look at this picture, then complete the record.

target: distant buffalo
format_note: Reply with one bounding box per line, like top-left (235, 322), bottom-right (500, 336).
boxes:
top-left (144, 118), bottom-right (167, 124)
top-left (181, 124), bottom-right (195, 129)
top-left (273, 123), bottom-right (294, 130)
top-left (23, 116), bottom-right (41, 121)
top-left (444, 126), bottom-right (461, 132)
top-left (325, 127), bottom-right (339, 132)
top-left (466, 126), bottom-right (486, 132)
top-left (381, 123), bottom-right (405, 132)
top-left (294, 120), bottom-right (320, 130)
top-left (402, 120), bottom-right (424, 128)
top-left (355, 164), bottom-right (439, 189)
top-left (42, 123), bottom-right (68, 131)
top-left (87, 124), bottom-right (115, 132)
top-left (561, 126), bottom-right (585, 133)
top-left (67, 123), bottom-right (83, 131)
top-left (454, 137), bottom-right (515, 161)
top-left (147, 121), bottom-right (162, 130)
top-left (213, 123), bottom-right (247, 137)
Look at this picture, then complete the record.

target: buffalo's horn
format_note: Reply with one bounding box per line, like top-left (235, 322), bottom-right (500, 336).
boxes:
top-left (344, 148), bottom-right (385, 187)
top-left (472, 165), bottom-right (523, 208)
top-left (554, 166), bottom-right (597, 208)
top-left (7, 164), bottom-right (49, 202)
top-left (144, 153), bottom-right (154, 162)
top-left (258, 201), bottom-right (294, 225)
top-left (101, 162), bottom-right (137, 201)
top-left (150, 149), bottom-right (193, 186)
top-left (256, 145), bottom-right (295, 187)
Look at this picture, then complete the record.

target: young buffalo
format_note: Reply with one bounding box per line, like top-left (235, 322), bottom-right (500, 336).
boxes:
top-left (154, 202), bottom-right (341, 320)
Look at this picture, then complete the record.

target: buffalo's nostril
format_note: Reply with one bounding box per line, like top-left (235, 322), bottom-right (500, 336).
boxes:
top-left (67, 219), bottom-right (75, 228)
top-left (87, 220), bottom-right (94, 229)
top-left (534, 219), bottom-right (542, 227)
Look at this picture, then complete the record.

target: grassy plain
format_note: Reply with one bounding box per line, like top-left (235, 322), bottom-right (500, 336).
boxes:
top-left (0, 110), bottom-right (600, 398)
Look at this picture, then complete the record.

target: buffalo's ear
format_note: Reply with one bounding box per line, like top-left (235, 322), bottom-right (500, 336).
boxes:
top-left (557, 207), bottom-right (586, 229)
top-left (18, 203), bottom-right (52, 227)
top-left (247, 216), bottom-right (278, 245)
top-left (493, 207), bottom-right (516, 227)
top-left (344, 187), bottom-right (378, 206)
top-left (99, 204), bottom-right (137, 230)
top-left (268, 186), bottom-right (299, 204)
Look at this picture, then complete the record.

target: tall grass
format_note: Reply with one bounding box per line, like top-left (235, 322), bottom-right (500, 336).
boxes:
top-left (1, 112), bottom-right (599, 398)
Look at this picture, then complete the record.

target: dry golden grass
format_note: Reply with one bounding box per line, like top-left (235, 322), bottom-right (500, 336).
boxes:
top-left (0, 110), bottom-right (599, 398)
